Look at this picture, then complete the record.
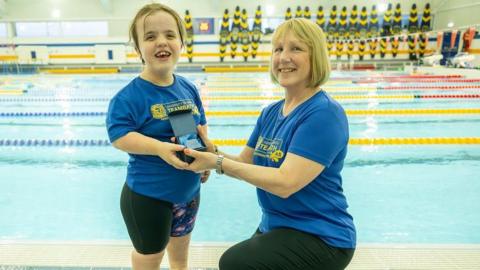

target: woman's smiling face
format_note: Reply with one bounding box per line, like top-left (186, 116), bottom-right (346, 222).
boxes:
top-left (271, 30), bottom-right (311, 90)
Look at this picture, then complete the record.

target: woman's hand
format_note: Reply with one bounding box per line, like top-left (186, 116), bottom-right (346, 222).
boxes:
top-left (184, 148), bottom-right (218, 173)
top-left (157, 142), bottom-right (189, 170)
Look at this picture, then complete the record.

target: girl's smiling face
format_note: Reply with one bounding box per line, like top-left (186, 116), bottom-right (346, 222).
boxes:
top-left (136, 10), bottom-right (182, 79)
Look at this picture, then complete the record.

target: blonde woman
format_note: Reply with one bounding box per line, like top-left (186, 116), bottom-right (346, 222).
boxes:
top-left (184, 18), bottom-right (356, 269)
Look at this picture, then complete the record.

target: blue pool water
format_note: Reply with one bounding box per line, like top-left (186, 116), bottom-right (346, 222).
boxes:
top-left (1, 72), bottom-right (480, 244)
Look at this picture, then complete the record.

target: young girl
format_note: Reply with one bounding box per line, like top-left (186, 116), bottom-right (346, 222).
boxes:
top-left (106, 4), bottom-right (208, 270)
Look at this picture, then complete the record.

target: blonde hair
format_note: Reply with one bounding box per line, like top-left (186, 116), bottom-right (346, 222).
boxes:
top-left (270, 18), bottom-right (331, 88)
top-left (129, 3), bottom-right (186, 63)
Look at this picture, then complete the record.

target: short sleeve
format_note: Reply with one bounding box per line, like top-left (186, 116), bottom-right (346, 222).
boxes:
top-left (288, 110), bottom-right (348, 167)
top-left (193, 86), bottom-right (207, 125)
top-left (247, 109), bottom-right (265, 148)
top-left (106, 96), bottom-right (138, 143)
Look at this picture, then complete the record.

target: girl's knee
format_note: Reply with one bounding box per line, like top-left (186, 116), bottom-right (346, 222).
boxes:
top-left (131, 249), bottom-right (165, 270)
top-left (133, 249), bottom-right (165, 262)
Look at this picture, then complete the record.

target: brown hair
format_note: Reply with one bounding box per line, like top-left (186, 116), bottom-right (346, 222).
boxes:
top-left (270, 18), bottom-right (331, 88)
top-left (129, 3), bottom-right (186, 62)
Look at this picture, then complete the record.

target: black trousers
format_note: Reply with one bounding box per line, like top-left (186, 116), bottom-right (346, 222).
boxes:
top-left (120, 183), bottom-right (173, 254)
top-left (219, 228), bottom-right (354, 270)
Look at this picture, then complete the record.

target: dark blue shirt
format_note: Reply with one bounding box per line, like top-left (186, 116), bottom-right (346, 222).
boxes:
top-left (247, 90), bottom-right (356, 248)
top-left (106, 75), bottom-right (206, 203)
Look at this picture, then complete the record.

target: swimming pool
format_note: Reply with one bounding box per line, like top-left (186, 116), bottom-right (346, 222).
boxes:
top-left (1, 71), bottom-right (479, 244)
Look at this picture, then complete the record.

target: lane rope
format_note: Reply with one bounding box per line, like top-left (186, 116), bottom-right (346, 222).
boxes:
top-left (1, 137), bottom-right (480, 147)
top-left (2, 108), bottom-right (480, 118)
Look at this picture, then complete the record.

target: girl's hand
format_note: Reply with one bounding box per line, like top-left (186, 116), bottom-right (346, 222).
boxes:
top-left (157, 142), bottom-right (189, 170)
top-left (183, 148), bottom-right (217, 173)
top-left (197, 125), bottom-right (216, 153)
top-left (170, 136), bottom-right (212, 182)
top-left (200, 170), bottom-right (211, 183)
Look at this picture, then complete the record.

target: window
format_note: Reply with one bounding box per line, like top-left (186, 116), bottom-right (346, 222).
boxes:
top-left (0, 23), bottom-right (7, 38)
top-left (62, 21), bottom-right (108, 37)
top-left (15, 21), bottom-right (108, 37)
top-left (47, 22), bottom-right (62, 37)
top-left (16, 22), bottom-right (48, 37)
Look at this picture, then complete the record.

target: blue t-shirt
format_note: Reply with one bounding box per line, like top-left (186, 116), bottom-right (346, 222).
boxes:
top-left (106, 75), bottom-right (206, 203)
top-left (247, 90), bottom-right (356, 248)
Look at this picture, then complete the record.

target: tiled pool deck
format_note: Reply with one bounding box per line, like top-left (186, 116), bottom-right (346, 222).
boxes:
top-left (1, 241), bottom-right (480, 269)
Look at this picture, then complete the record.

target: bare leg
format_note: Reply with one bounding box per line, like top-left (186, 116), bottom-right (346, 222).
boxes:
top-left (166, 233), bottom-right (192, 270)
top-left (131, 249), bottom-right (165, 270)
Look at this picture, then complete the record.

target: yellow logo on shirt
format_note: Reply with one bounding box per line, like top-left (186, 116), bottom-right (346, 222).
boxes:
top-left (269, 150), bottom-right (284, 162)
top-left (150, 100), bottom-right (200, 120)
top-left (151, 104), bottom-right (167, 119)
top-left (254, 136), bottom-right (284, 163)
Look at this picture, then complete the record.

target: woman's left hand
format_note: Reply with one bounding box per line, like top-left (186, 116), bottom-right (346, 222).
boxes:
top-left (184, 148), bottom-right (217, 173)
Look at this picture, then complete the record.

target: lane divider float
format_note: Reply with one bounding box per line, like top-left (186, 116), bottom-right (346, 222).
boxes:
top-left (1, 137), bottom-right (480, 147)
top-left (2, 108), bottom-right (480, 118)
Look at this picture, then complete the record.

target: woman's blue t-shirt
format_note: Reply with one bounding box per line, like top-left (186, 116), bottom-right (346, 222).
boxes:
top-left (247, 90), bottom-right (356, 248)
top-left (106, 75), bottom-right (206, 203)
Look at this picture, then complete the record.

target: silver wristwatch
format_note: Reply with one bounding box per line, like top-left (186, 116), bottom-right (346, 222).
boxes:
top-left (216, 154), bottom-right (224, 175)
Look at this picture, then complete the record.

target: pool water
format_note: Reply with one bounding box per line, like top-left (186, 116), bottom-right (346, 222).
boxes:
top-left (1, 71), bottom-right (479, 244)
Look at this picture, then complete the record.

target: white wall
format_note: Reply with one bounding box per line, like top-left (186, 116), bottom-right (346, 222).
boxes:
top-left (0, 0), bottom-right (434, 21)
top-left (0, 0), bottom-right (435, 26)
top-left (0, 0), bottom-right (477, 66)
top-left (0, 0), bottom-right (442, 39)
top-left (432, 1), bottom-right (480, 30)
top-left (15, 45), bottom-right (48, 64)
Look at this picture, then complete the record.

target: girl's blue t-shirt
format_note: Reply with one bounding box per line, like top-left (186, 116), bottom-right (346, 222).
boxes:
top-left (247, 90), bottom-right (356, 248)
top-left (106, 74), bottom-right (206, 203)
